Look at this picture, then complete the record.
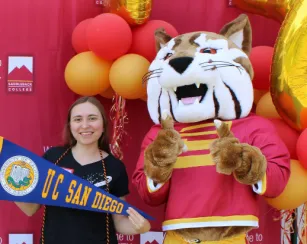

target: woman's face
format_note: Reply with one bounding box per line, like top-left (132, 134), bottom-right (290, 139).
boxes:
top-left (70, 102), bottom-right (104, 146)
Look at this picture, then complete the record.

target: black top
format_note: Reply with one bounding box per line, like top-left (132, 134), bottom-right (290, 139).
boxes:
top-left (40, 146), bottom-right (129, 244)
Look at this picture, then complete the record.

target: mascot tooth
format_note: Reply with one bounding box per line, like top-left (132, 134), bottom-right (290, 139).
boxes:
top-left (133, 14), bottom-right (291, 243)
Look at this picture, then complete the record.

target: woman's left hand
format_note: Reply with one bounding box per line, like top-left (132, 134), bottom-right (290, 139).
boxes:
top-left (127, 207), bottom-right (151, 234)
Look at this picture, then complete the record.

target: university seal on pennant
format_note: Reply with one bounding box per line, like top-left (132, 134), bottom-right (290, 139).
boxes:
top-left (0, 156), bottom-right (39, 196)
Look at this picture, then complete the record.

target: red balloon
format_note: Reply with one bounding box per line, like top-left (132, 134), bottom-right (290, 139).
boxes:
top-left (86, 13), bottom-right (132, 61)
top-left (129, 20), bottom-right (178, 61)
top-left (72, 18), bottom-right (92, 53)
top-left (269, 118), bottom-right (300, 159)
top-left (249, 46), bottom-right (274, 90)
top-left (297, 129), bottom-right (307, 169)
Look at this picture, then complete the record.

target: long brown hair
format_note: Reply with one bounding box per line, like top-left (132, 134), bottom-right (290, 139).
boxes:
top-left (63, 96), bottom-right (111, 153)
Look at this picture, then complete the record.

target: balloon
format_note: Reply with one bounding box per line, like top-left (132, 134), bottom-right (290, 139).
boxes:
top-left (140, 96), bottom-right (147, 102)
top-left (301, 108), bottom-right (307, 129)
top-left (297, 129), bottom-right (307, 169)
top-left (253, 89), bottom-right (266, 105)
top-left (104, 0), bottom-right (152, 26)
top-left (64, 51), bottom-right (112, 96)
top-left (129, 20), bottom-right (179, 61)
top-left (271, 0), bottom-right (307, 131)
top-left (256, 92), bottom-right (281, 119)
top-left (269, 118), bottom-right (299, 159)
top-left (265, 159), bottom-right (307, 210)
top-left (230, 0), bottom-right (293, 23)
top-left (71, 18), bottom-right (92, 53)
top-left (109, 54), bottom-right (149, 99)
top-left (231, 0), bottom-right (307, 131)
top-left (86, 13), bottom-right (132, 61)
top-left (100, 86), bottom-right (116, 99)
top-left (274, 91), bottom-right (298, 130)
top-left (249, 46), bottom-right (274, 90)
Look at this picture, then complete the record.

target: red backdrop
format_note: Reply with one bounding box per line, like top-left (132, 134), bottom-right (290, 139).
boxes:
top-left (0, 0), bottom-right (281, 243)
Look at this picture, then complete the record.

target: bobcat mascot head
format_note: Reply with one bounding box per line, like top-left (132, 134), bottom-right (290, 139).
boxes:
top-left (146, 14), bottom-right (254, 124)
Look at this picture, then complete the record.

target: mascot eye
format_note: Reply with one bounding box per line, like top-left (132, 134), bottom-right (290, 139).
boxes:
top-left (164, 53), bottom-right (173, 60)
top-left (200, 48), bottom-right (217, 54)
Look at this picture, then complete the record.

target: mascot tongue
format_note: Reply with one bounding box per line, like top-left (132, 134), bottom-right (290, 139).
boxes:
top-left (181, 96), bottom-right (201, 105)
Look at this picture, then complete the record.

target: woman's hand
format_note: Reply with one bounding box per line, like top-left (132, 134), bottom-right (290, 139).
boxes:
top-left (127, 207), bottom-right (151, 234)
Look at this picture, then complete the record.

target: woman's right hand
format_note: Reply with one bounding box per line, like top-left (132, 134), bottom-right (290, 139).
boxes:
top-left (127, 207), bottom-right (151, 234)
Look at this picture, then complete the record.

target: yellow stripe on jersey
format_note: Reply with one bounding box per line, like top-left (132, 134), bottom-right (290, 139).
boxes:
top-left (163, 215), bottom-right (259, 225)
top-left (180, 131), bottom-right (217, 137)
top-left (180, 121), bottom-right (232, 133)
top-left (180, 123), bottom-right (215, 132)
top-left (174, 155), bottom-right (214, 169)
top-left (183, 139), bottom-right (215, 151)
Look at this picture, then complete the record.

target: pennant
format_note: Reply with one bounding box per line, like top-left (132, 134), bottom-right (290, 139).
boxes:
top-left (0, 137), bottom-right (154, 220)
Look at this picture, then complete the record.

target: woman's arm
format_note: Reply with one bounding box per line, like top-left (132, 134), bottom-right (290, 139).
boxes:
top-left (15, 202), bottom-right (41, 216)
top-left (112, 197), bottom-right (151, 235)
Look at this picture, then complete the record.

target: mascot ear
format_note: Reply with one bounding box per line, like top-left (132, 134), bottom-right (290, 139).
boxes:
top-left (155, 28), bottom-right (172, 52)
top-left (219, 14), bottom-right (252, 56)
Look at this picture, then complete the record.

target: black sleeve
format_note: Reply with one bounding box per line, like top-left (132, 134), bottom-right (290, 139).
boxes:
top-left (112, 162), bottom-right (130, 198)
top-left (42, 148), bottom-right (53, 160)
top-left (42, 146), bottom-right (67, 164)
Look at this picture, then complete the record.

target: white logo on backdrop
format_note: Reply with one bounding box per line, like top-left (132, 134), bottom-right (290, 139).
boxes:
top-left (9, 234), bottom-right (33, 244)
top-left (140, 231), bottom-right (165, 244)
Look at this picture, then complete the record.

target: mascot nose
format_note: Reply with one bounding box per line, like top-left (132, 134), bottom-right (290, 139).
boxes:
top-left (169, 57), bottom-right (194, 74)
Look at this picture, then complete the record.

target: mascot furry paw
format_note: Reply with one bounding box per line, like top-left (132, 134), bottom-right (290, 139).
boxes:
top-left (133, 14), bottom-right (291, 243)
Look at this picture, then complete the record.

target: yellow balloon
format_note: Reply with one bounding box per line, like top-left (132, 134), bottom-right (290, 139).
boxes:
top-left (65, 51), bottom-right (112, 96)
top-left (109, 54), bottom-right (149, 99)
top-left (271, 0), bottom-right (307, 131)
top-left (265, 159), bottom-right (307, 210)
top-left (105, 0), bottom-right (152, 26)
top-left (231, 0), bottom-right (307, 131)
top-left (256, 92), bottom-right (281, 119)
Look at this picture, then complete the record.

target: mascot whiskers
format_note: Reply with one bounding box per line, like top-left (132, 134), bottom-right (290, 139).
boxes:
top-left (133, 14), bottom-right (290, 243)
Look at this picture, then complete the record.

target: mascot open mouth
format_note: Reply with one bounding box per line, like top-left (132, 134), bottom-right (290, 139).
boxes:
top-left (174, 83), bottom-right (208, 105)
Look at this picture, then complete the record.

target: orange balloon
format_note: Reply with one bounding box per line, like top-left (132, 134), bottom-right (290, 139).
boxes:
top-left (100, 86), bottom-right (115, 99)
top-left (140, 95), bottom-right (147, 102)
top-left (277, 91), bottom-right (297, 120)
top-left (256, 92), bottom-right (281, 119)
top-left (253, 89), bottom-right (267, 105)
top-left (109, 54), bottom-right (149, 99)
top-left (272, 91), bottom-right (300, 130)
top-left (65, 51), bottom-right (112, 96)
top-left (265, 159), bottom-right (307, 210)
top-left (300, 108), bottom-right (307, 130)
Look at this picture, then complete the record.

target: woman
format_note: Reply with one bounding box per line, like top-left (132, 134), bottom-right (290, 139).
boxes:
top-left (15, 96), bottom-right (151, 244)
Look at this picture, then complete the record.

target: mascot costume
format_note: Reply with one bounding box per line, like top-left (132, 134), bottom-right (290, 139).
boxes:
top-left (132, 14), bottom-right (291, 243)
